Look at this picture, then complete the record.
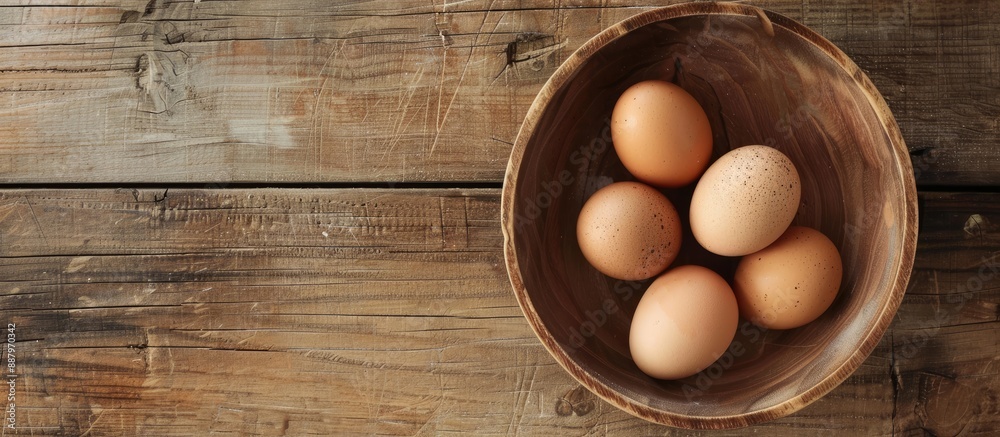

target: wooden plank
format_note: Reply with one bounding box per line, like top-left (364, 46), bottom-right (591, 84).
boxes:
top-left (0, 0), bottom-right (622, 184)
top-left (790, 1), bottom-right (1000, 187)
top-left (893, 192), bottom-right (1000, 436)
top-left (0, 188), bottom-right (996, 435)
top-left (0, 0), bottom-right (997, 185)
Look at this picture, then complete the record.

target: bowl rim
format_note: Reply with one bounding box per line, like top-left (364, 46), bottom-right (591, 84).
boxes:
top-left (500, 1), bottom-right (918, 429)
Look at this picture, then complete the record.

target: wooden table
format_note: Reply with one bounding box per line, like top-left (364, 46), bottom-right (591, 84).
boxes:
top-left (1, 1), bottom-right (997, 435)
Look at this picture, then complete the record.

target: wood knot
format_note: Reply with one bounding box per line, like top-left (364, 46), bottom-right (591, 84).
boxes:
top-left (135, 52), bottom-right (186, 114)
top-left (496, 33), bottom-right (565, 78)
top-left (915, 372), bottom-right (983, 436)
top-left (555, 386), bottom-right (595, 417)
top-left (963, 214), bottom-right (989, 241)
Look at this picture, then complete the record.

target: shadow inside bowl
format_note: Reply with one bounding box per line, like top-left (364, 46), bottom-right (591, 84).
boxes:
top-left (505, 3), bottom-right (915, 429)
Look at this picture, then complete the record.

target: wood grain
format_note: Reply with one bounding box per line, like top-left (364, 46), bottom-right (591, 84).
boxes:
top-left (1, 0), bottom-right (998, 434)
top-left (0, 0), bottom-right (997, 186)
top-left (0, 189), bottom-right (995, 435)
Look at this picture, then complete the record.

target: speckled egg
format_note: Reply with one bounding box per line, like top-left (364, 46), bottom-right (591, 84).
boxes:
top-left (689, 145), bottom-right (801, 256)
top-left (734, 226), bottom-right (843, 330)
top-left (577, 182), bottom-right (682, 280)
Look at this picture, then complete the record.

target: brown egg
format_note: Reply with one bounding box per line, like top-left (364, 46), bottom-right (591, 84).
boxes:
top-left (734, 226), bottom-right (843, 330)
top-left (576, 182), bottom-right (681, 281)
top-left (689, 145), bottom-right (801, 256)
top-left (611, 80), bottom-right (713, 188)
top-left (629, 265), bottom-right (739, 380)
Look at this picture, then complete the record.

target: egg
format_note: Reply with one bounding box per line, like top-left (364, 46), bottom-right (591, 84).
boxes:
top-left (611, 80), bottom-right (713, 188)
top-left (689, 145), bottom-right (801, 256)
top-left (577, 182), bottom-right (681, 281)
top-left (629, 265), bottom-right (739, 380)
top-left (733, 226), bottom-right (843, 330)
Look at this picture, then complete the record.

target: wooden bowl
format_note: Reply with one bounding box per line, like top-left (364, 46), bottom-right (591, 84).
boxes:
top-left (501, 2), bottom-right (918, 429)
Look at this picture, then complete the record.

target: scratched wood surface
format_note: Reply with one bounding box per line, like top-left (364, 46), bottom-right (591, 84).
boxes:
top-left (0, 190), bottom-right (996, 435)
top-left (0, 0), bottom-right (997, 185)
top-left (0, 0), bottom-right (998, 435)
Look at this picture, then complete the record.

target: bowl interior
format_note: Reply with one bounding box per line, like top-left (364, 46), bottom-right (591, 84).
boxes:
top-left (503, 3), bottom-right (916, 428)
